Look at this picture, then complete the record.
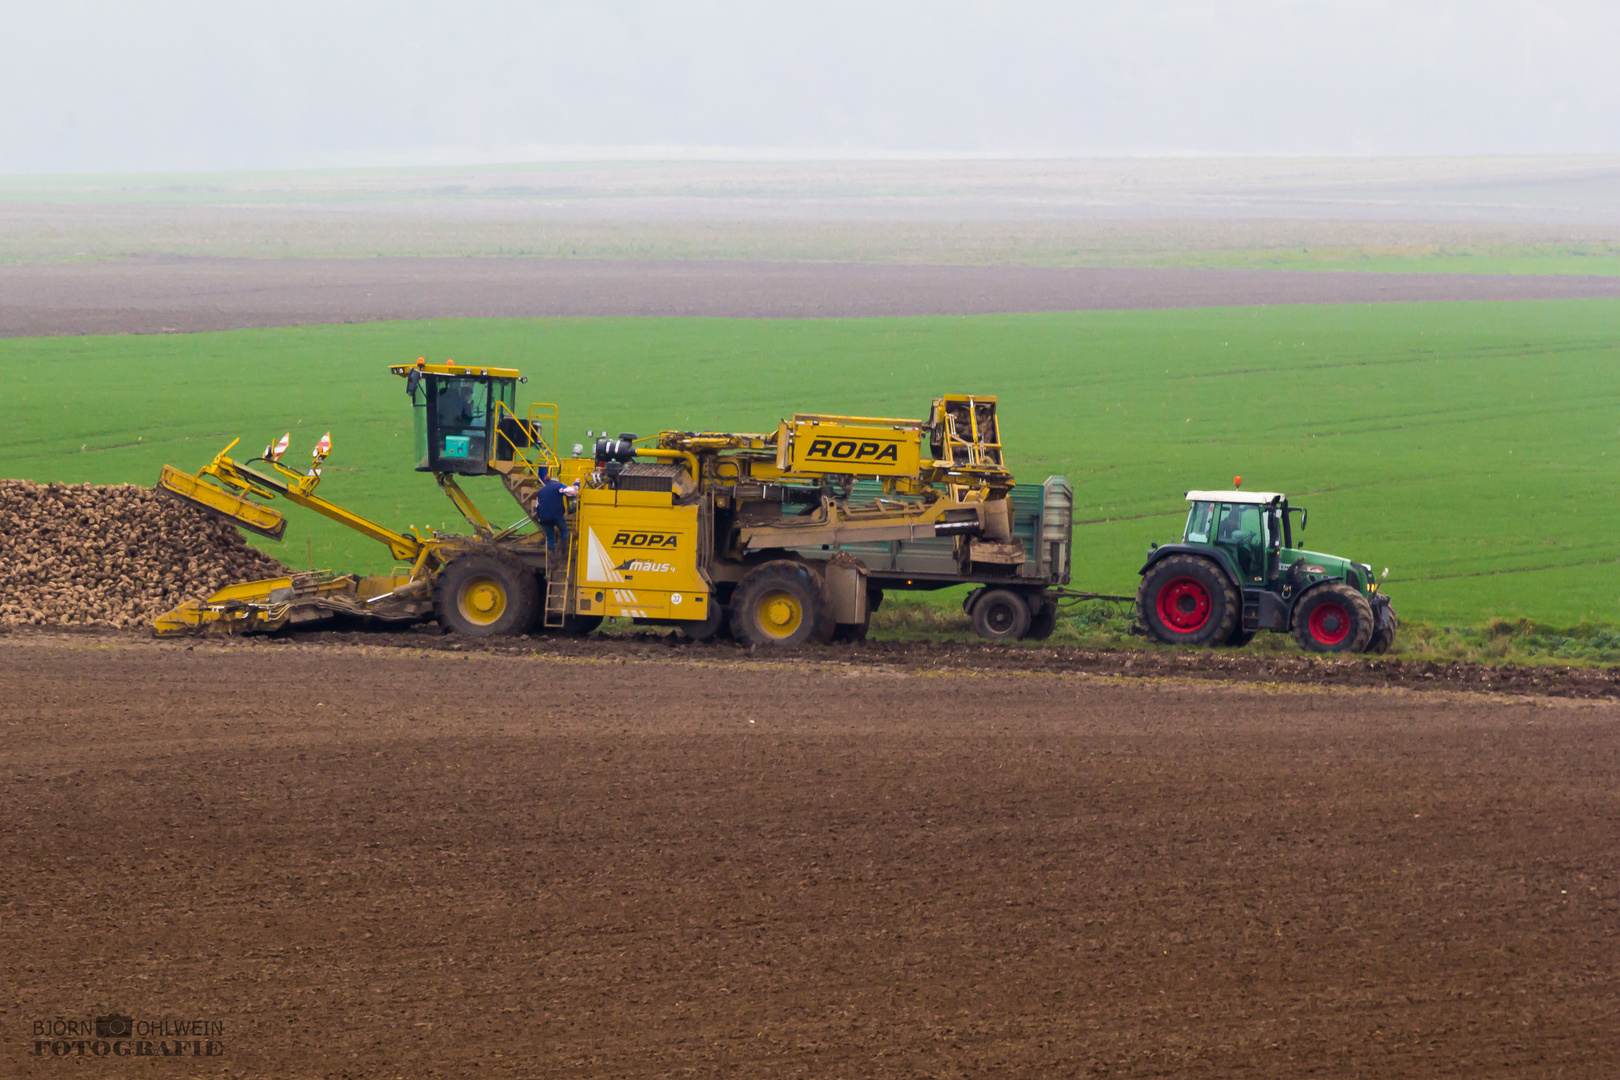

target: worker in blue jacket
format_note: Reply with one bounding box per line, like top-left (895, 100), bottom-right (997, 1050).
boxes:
top-left (532, 467), bottom-right (578, 553)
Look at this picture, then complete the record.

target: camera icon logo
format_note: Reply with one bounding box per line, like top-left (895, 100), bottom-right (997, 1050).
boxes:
top-left (95, 1014), bottom-right (133, 1039)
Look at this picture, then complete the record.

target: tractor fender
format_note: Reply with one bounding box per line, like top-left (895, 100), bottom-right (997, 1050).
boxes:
top-left (1139, 544), bottom-right (1243, 589)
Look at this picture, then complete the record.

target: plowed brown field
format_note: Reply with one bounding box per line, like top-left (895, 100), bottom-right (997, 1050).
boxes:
top-left (4, 632), bottom-right (1618, 1078)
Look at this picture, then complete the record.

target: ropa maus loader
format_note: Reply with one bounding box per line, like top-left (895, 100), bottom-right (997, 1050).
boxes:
top-left (154, 359), bottom-right (1084, 644)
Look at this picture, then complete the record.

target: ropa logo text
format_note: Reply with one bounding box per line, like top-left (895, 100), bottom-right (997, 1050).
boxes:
top-left (805, 438), bottom-right (901, 464)
top-left (611, 531), bottom-right (679, 549)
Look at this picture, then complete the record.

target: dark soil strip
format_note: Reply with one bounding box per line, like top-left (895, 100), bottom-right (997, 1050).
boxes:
top-left (17, 625), bottom-right (1620, 699)
top-left (5, 257), bottom-right (1620, 337)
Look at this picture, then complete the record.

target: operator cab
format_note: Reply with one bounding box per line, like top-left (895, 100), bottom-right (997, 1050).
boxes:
top-left (1183, 489), bottom-right (1304, 586)
top-left (392, 360), bottom-right (525, 475)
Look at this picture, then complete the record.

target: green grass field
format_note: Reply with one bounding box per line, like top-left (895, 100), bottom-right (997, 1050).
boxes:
top-left (3, 300), bottom-right (1617, 627)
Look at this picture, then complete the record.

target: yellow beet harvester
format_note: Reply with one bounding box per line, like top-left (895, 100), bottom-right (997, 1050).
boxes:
top-left (154, 359), bottom-right (1077, 644)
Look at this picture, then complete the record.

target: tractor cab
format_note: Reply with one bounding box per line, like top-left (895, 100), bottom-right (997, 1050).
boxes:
top-left (392, 359), bottom-right (525, 476)
top-left (1142, 485), bottom-right (1393, 654)
top-left (1181, 489), bottom-right (1298, 587)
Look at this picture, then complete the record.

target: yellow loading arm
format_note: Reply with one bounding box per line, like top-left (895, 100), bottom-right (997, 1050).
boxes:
top-left (158, 438), bottom-right (426, 562)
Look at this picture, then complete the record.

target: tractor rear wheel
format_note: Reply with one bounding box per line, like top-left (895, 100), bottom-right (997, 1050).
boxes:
top-left (1138, 555), bottom-right (1239, 647)
top-left (434, 555), bottom-right (540, 637)
top-left (970, 588), bottom-right (1031, 641)
top-left (730, 560), bottom-right (834, 647)
top-left (1292, 583), bottom-right (1375, 653)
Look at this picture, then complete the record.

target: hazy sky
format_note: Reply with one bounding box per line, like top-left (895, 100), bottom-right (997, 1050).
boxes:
top-left (4, 0), bottom-right (1618, 174)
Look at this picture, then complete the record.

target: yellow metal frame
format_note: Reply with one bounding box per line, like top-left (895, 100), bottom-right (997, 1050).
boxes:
top-left (159, 438), bottom-right (429, 562)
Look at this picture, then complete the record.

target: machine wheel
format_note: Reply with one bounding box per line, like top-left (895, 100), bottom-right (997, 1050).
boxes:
top-left (1292, 583), bottom-right (1375, 653)
top-left (1138, 555), bottom-right (1239, 647)
top-left (971, 588), bottom-right (1032, 642)
top-left (1226, 627), bottom-right (1257, 648)
top-left (831, 617), bottom-right (870, 643)
top-left (434, 555), bottom-right (539, 637)
top-left (1025, 596), bottom-right (1059, 641)
top-left (560, 614), bottom-right (603, 636)
top-left (1366, 622), bottom-right (1397, 655)
top-left (679, 598), bottom-right (729, 642)
top-left (730, 560), bottom-right (834, 647)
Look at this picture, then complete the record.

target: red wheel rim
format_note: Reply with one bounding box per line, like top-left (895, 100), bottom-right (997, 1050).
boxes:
top-left (1156, 576), bottom-right (1211, 632)
top-left (1308, 601), bottom-right (1351, 645)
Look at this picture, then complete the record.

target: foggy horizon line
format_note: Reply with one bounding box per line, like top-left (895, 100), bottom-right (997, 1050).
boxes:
top-left (7, 148), bottom-right (1618, 182)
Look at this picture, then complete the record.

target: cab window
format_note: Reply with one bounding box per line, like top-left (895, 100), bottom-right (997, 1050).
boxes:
top-left (435, 377), bottom-right (489, 429)
top-left (1215, 503), bottom-right (1262, 545)
top-left (1184, 501), bottom-right (1216, 544)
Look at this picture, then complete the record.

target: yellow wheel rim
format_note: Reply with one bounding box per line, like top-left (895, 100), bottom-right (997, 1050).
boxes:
top-left (457, 575), bottom-right (508, 626)
top-left (755, 588), bottom-right (804, 639)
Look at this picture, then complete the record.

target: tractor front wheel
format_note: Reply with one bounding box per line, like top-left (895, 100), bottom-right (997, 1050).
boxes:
top-left (434, 555), bottom-right (540, 637)
top-left (1138, 555), bottom-right (1239, 647)
top-left (1291, 583), bottom-right (1375, 653)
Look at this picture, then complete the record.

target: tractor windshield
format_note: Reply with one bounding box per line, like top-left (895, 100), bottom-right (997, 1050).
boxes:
top-left (1184, 501), bottom-right (1216, 544)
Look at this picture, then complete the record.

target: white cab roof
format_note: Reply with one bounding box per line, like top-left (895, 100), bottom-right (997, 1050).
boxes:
top-left (1185, 490), bottom-right (1284, 505)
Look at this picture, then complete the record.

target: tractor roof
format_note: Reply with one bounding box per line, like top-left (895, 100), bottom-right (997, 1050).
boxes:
top-left (1185, 490), bottom-right (1285, 505)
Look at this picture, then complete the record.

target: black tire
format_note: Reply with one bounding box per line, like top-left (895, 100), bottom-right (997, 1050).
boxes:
top-left (831, 617), bottom-right (870, 643)
top-left (679, 597), bottom-right (728, 642)
top-left (1226, 628), bottom-right (1256, 648)
top-left (560, 613), bottom-right (603, 636)
top-left (729, 560), bottom-right (833, 647)
top-left (971, 588), bottom-right (1031, 642)
top-left (1025, 596), bottom-right (1059, 641)
top-left (867, 586), bottom-right (885, 612)
top-left (1366, 620), bottom-right (1396, 655)
top-left (1138, 554), bottom-right (1239, 647)
top-left (433, 555), bottom-right (539, 637)
top-left (1292, 583), bottom-right (1375, 653)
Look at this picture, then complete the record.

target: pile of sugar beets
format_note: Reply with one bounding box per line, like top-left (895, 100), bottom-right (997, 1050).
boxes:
top-left (0, 480), bottom-right (288, 629)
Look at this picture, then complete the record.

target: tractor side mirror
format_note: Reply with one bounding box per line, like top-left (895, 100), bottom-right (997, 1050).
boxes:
top-left (1299, 508), bottom-right (1307, 531)
top-left (405, 369), bottom-right (421, 398)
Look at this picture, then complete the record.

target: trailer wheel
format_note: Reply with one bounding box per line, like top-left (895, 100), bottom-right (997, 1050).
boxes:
top-left (971, 588), bottom-right (1031, 641)
top-left (1138, 555), bottom-right (1238, 647)
top-left (730, 560), bottom-right (833, 647)
top-left (1025, 596), bottom-right (1059, 641)
top-left (1292, 583), bottom-right (1375, 653)
top-left (434, 555), bottom-right (539, 637)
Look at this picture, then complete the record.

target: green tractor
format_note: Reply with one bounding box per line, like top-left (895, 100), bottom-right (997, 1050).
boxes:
top-left (1137, 488), bottom-right (1397, 654)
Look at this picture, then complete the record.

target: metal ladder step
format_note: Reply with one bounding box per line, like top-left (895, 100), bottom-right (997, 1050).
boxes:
top-left (543, 530), bottom-right (575, 628)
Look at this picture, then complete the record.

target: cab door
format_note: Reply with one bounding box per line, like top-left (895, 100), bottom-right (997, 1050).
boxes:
top-left (1213, 502), bottom-right (1267, 585)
